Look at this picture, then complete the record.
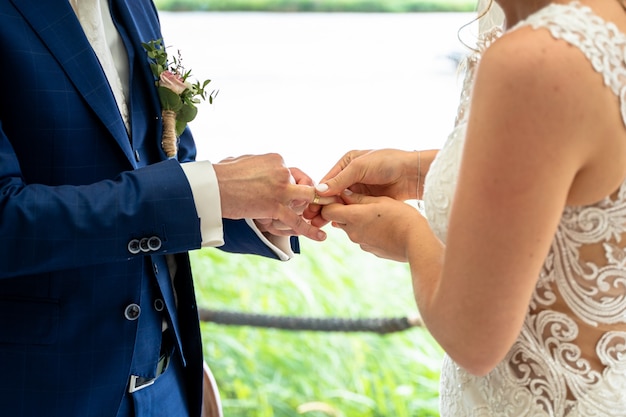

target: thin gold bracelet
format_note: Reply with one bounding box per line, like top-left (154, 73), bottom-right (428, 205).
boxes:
top-left (416, 150), bottom-right (425, 211)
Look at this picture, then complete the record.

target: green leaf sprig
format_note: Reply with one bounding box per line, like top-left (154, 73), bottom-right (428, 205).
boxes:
top-left (142, 38), bottom-right (217, 136)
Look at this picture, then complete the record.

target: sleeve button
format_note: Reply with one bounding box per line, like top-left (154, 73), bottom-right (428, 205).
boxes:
top-left (127, 239), bottom-right (140, 255)
top-left (139, 238), bottom-right (150, 253)
top-left (147, 236), bottom-right (162, 251)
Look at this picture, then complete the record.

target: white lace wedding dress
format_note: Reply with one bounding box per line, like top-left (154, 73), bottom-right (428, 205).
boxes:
top-left (422, 2), bottom-right (626, 416)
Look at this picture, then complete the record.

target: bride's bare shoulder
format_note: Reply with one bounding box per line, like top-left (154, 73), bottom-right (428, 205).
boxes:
top-left (478, 24), bottom-right (586, 80)
top-left (473, 22), bottom-right (604, 116)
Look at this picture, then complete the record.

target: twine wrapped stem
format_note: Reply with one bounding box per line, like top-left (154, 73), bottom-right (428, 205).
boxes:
top-left (161, 109), bottom-right (178, 158)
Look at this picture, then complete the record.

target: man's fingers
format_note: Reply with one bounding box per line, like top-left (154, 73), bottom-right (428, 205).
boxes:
top-left (289, 167), bottom-right (314, 186)
top-left (277, 208), bottom-right (326, 241)
top-left (287, 184), bottom-right (337, 206)
top-left (287, 184), bottom-right (317, 204)
top-left (269, 219), bottom-right (291, 231)
top-left (309, 214), bottom-right (331, 228)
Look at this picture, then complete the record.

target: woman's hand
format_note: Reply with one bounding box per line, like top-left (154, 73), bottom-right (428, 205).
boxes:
top-left (317, 149), bottom-right (420, 200)
top-left (320, 190), bottom-right (423, 262)
top-left (305, 148), bottom-right (436, 227)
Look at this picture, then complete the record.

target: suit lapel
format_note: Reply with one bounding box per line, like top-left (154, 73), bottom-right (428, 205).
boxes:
top-left (10, 0), bottom-right (136, 165)
top-left (111, 0), bottom-right (165, 160)
top-left (111, 0), bottom-right (162, 100)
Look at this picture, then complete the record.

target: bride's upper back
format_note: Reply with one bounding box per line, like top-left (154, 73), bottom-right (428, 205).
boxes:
top-left (426, 2), bottom-right (626, 412)
top-left (513, 0), bottom-right (626, 372)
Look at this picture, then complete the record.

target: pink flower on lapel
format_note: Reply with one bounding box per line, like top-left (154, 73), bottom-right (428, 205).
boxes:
top-left (159, 70), bottom-right (189, 96)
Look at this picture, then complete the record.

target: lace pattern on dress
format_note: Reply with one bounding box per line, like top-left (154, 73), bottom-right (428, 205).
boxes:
top-left (425, 3), bottom-right (626, 416)
top-left (422, 27), bottom-right (502, 243)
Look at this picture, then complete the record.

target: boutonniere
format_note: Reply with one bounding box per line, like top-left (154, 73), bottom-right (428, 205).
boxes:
top-left (142, 38), bottom-right (217, 158)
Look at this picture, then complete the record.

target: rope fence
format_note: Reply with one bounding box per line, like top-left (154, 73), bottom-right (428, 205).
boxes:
top-left (198, 308), bottom-right (423, 335)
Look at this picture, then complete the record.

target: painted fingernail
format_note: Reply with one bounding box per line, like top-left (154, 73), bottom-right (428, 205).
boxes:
top-left (317, 231), bottom-right (327, 240)
top-left (343, 189), bottom-right (353, 196)
top-left (315, 183), bottom-right (329, 193)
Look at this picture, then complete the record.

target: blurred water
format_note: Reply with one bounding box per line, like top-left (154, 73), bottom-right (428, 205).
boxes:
top-left (159, 12), bottom-right (478, 181)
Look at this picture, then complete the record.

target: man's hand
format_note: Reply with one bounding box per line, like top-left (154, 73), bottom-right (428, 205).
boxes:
top-left (213, 154), bottom-right (326, 241)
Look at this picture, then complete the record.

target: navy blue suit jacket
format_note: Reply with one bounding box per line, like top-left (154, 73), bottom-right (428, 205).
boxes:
top-left (0, 1), bottom-right (296, 416)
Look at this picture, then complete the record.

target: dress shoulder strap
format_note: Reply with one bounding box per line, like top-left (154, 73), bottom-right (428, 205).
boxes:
top-left (514, 2), bottom-right (626, 125)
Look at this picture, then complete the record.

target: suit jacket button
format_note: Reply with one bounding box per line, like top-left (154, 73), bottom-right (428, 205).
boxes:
top-left (127, 239), bottom-right (141, 255)
top-left (124, 303), bottom-right (141, 321)
top-left (154, 299), bottom-right (165, 312)
top-left (139, 238), bottom-right (150, 253)
top-left (148, 236), bottom-right (162, 251)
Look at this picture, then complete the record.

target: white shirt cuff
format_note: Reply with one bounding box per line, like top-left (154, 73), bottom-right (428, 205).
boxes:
top-left (180, 161), bottom-right (224, 247)
top-left (245, 219), bottom-right (295, 261)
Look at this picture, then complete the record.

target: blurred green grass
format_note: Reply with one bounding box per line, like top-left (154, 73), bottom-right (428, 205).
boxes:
top-left (154, 0), bottom-right (476, 12)
top-left (191, 227), bottom-right (444, 417)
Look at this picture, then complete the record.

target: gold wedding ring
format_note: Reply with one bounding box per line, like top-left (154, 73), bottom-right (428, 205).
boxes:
top-left (313, 193), bottom-right (320, 205)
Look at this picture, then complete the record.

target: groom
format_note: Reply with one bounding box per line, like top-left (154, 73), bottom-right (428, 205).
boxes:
top-left (0, 1), bottom-right (325, 416)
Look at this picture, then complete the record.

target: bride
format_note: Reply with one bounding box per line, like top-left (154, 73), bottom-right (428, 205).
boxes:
top-left (308, 0), bottom-right (626, 414)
